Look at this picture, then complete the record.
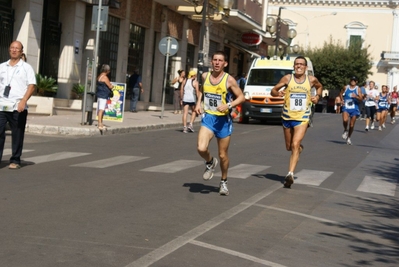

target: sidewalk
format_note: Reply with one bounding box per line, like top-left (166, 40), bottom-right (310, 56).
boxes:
top-left (26, 110), bottom-right (196, 136)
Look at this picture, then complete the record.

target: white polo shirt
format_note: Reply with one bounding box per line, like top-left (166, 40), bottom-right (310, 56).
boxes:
top-left (365, 88), bottom-right (379, 107)
top-left (0, 59), bottom-right (36, 111)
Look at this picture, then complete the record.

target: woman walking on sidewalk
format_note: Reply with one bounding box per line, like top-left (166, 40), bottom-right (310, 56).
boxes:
top-left (171, 70), bottom-right (185, 114)
top-left (96, 64), bottom-right (114, 130)
top-left (180, 71), bottom-right (200, 133)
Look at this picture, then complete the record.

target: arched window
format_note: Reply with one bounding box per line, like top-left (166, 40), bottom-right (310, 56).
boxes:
top-left (344, 21), bottom-right (367, 48)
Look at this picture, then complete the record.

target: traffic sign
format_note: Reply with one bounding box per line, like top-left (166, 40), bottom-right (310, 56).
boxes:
top-left (159, 37), bottom-right (179, 56)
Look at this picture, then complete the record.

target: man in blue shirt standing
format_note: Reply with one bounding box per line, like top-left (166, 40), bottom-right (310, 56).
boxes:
top-left (129, 68), bottom-right (143, 112)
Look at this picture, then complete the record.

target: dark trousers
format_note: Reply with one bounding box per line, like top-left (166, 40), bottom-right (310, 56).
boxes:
top-left (0, 110), bottom-right (27, 164)
top-left (130, 87), bottom-right (140, 111)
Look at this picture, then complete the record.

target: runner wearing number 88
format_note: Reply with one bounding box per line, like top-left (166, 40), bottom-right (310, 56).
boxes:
top-left (195, 51), bottom-right (245, 196)
top-left (270, 56), bottom-right (323, 188)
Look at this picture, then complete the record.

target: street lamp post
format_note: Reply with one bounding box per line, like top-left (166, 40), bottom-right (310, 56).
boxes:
top-left (274, 7), bottom-right (285, 59)
top-left (195, 0), bottom-right (234, 87)
top-left (197, 0), bottom-right (208, 88)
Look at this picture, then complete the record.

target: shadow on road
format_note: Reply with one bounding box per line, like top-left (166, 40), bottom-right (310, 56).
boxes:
top-left (182, 183), bottom-right (219, 194)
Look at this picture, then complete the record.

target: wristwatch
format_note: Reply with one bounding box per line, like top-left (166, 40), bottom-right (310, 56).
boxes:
top-left (228, 103), bottom-right (232, 109)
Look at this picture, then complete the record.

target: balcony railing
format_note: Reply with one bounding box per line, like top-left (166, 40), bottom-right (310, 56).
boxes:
top-left (381, 51), bottom-right (399, 60)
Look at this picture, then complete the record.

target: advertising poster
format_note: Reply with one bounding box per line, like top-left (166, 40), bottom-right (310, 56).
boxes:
top-left (102, 82), bottom-right (126, 122)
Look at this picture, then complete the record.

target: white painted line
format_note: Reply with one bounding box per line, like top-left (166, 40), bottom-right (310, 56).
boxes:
top-left (214, 164), bottom-right (271, 179)
top-left (3, 149), bottom-right (34, 156)
top-left (124, 182), bottom-right (283, 267)
top-left (357, 175), bottom-right (397, 196)
top-left (253, 204), bottom-right (338, 224)
top-left (141, 160), bottom-right (203, 173)
top-left (24, 152), bottom-right (91, 164)
top-left (294, 169), bottom-right (333, 186)
top-left (71, 156), bottom-right (149, 168)
top-left (190, 240), bottom-right (286, 267)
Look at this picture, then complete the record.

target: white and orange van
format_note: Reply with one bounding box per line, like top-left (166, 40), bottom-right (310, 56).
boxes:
top-left (241, 56), bottom-right (314, 123)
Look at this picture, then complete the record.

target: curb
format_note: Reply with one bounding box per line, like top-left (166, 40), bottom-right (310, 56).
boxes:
top-left (26, 122), bottom-right (200, 136)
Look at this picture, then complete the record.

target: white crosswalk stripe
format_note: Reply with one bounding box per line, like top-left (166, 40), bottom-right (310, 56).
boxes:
top-left (71, 156), bottom-right (149, 168)
top-left (8, 149), bottom-right (396, 197)
top-left (357, 175), bottom-right (397, 196)
top-left (141, 159), bottom-right (203, 173)
top-left (294, 169), bottom-right (333, 186)
top-left (3, 149), bottom-right (34, 156)
top-left (214, 164), bottom-right (270, 179)
top-left (24, 152), bottom-right (91, 164)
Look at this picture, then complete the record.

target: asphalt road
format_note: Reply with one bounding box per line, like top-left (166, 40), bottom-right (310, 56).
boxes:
top-left (1, 113), bottom-right (398, 267)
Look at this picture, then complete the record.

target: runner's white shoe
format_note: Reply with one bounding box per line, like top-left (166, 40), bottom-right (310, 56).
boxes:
top-left (283, 172), bottom-right (294, 188)
top-left (347, 138), bottom-right (352, 145)
top-left (203, 158), bottom-right (218, 181)
top-left (342, 131), bottom-right (348, 140)
top-left (219, 180), bottom-right (229, 196)
top-left (187, 123), bottom-right (194, 132)
top-left (371, 123), bottom-right (375, 130)
top-left (378, 126), bottom-right (382, 131)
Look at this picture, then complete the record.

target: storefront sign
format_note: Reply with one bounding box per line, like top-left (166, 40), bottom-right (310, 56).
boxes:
top-left (241, 33), bottom-right (262, 46)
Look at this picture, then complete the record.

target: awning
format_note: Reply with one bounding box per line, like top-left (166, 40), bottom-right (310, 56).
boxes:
top-left (228, 42), bottom-right (261, 58)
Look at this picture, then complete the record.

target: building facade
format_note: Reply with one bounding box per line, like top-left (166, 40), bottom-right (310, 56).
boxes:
top-left (268, 0), bottom-right (399, 89)
top-left (0, 0), bottom-right (397, 111)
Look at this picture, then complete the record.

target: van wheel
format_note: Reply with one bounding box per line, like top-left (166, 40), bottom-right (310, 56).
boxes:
top-left (241, 115), bottom-right (249, 124)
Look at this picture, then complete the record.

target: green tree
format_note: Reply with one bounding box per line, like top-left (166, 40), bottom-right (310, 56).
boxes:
top-left (302, 36), bottom-right (373, 91)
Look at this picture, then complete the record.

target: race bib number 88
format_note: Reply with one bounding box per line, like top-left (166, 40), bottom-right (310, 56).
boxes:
top-left (290, 93), bottom-right (307, 111)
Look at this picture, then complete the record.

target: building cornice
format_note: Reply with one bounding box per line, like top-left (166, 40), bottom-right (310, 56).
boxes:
top-left (269, 0), bottom-right (398, 8)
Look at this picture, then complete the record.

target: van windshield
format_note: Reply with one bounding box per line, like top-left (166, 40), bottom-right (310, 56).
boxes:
top-left (247, 69), bottom-right (293, 86)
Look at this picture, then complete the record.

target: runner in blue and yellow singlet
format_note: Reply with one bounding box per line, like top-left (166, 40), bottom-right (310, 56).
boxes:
top-left (271, 56), bottom-right (323, 188)
top-left (195, 51), bottom-right (245, 196)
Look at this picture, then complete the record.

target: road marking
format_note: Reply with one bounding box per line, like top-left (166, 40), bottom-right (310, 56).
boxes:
top-left (23, 152), bottom-right (91, 164)
top-left (190, 240), bottom-right (286, 267)
top-left (294, 169), bottom-right (333, 186)
top-left (214, 164), bottom-right (270, 179)
top-left (3, 149), bottom-right (34, 156)
top-left (141, 159), bottom-right (203, 173)
top-left (71, 156), bottom-right (149, 168)
top-left (253, 204), bottom-right (338, 224)
top-left (357, 175), bottom-right (397, 196)
top-left (124, 182), bottom-right (283, 267)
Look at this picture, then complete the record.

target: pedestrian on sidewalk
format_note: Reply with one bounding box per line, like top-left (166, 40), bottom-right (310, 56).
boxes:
top-left (180, 70), bottom-right (199, 133)
top-left (171, 69), bottom-right (185, 114)
top-left (340, 77), bottom-right (362, 145)
top-left (0, 41), bottom-right (36, 169)
top-left (129, 68), bottom-right (143, 112)
top-left (96, 64), bottom-right (114, 130)
top-left (334, 94), bottom-right (342, 114)
top-left (270, 56), bottom-right (323, 188)
top-left (195, 51), bottom-right (245, 196)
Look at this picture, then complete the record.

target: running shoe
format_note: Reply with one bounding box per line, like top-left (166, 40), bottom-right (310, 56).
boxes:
top-left (347, 138), bottom-right (352, 145)
top-left (183, 126), bottom-right (188, 133)
top-left (203, 158), bottom-right (218, 180)
top-left (371, 123), bottom-right (375, 130)
top-left (382, 123), bottom-right (386, 128)
top-left (219, 180), bottom-right (229, 196)
top-left (365, 126), bottom-right (369, 132)
top-left (378, 126), bottom-right (382, 131)
top-left (283, 173), bottom-right (294, 188)
top-left (187, 123), bottom-right (194, 132)
top-left (342, 131), bottom-right (348, 140)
